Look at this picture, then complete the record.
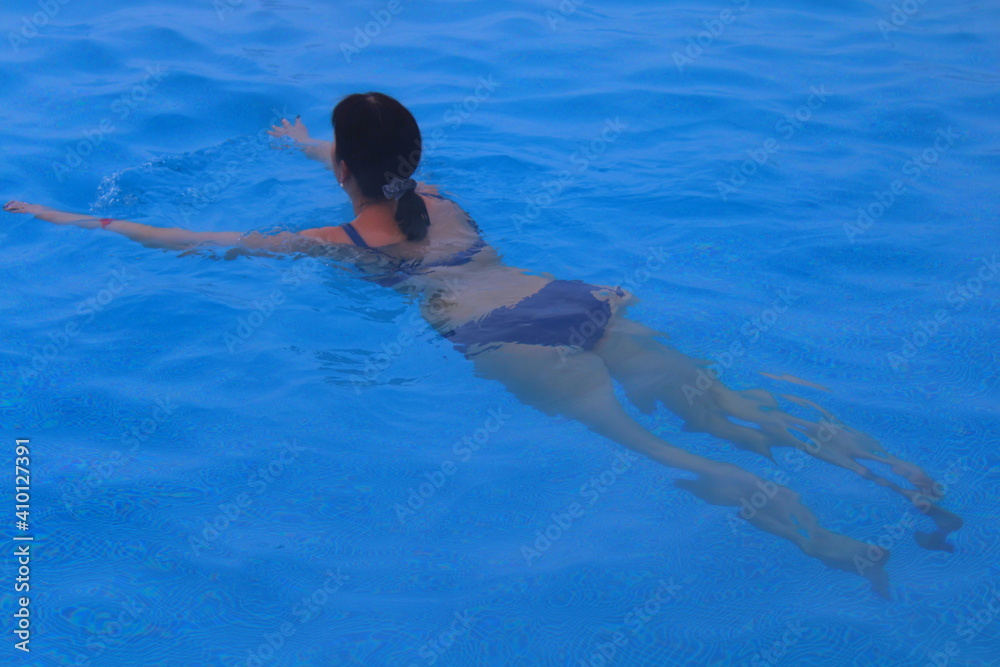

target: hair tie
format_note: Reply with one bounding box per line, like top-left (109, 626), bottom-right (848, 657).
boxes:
top-left (382, 177), bottom-right (417, 201)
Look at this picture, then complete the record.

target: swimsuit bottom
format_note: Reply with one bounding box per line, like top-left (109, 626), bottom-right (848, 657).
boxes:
top-left (442, 279), bottom-right (627, 357)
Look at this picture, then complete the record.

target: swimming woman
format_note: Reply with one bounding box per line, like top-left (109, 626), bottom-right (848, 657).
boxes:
top-left (3, 92), bottom-right (962, 597)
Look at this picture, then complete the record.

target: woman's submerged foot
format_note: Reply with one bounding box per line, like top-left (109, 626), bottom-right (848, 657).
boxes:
top-left (678, 380), bottom-right (966, 554)
top-left (673, 463), bottom-right (892, 597)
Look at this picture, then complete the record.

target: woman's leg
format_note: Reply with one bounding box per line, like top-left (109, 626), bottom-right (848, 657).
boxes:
top-left (590, 320), bottom-right (963, 551)
top-left (469, 341), bottom-right (891, 597)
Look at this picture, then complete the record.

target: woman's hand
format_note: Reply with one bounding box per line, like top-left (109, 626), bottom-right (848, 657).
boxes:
top-left (267, 116), bottom-right (333, 169)
top-left (5, 200), bottom-right (107, 226)
top-left (4, 201), bottom-right (47, 215)
top-left (267, 116), bottom-right (310, 143)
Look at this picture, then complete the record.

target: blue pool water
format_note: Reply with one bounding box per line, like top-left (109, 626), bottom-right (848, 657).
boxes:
top-left (1, 0), bottom-right (998, 665)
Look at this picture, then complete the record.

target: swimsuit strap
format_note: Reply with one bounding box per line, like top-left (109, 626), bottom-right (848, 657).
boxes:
top-left (340, 222), bottom-right (370, 249)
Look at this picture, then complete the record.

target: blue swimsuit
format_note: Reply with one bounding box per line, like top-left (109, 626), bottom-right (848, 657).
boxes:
top-left (443, 280), bottom-right (625, 356)
top-left (340, 196), bottom-right (622, 357)
top-left (340, 220), bottom-right (488, 287)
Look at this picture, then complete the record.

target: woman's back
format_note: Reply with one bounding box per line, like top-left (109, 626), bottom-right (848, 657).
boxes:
top-left (360, 190), bottom-right (557, 329)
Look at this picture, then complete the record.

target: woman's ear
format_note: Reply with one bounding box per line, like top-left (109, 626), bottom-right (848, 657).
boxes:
top-left (336, 160), bottom-right (351, 186)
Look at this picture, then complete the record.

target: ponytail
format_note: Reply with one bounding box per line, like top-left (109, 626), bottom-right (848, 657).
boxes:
top-left (394, 188), bottom-right (430, 242)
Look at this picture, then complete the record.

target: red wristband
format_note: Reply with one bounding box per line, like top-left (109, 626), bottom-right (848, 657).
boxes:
top-left (99, 218), bottom-right (113, 228)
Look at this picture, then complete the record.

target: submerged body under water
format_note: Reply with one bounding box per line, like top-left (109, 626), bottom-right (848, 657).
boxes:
top-left (269, 185), bottom-right (965, 603)
top-left (1, 1), bottom-right (996, 665)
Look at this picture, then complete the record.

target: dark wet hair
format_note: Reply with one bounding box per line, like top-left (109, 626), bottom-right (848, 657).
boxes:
top-left (332, 92), bottom-right (430, 242)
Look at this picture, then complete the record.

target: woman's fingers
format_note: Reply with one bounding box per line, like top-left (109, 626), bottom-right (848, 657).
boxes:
top-left (265, 116), bottom-right (305, 141)
top-left (4, 200), bottom-right (43, 214)
top-left (266, 118), bottom-right (298, 137)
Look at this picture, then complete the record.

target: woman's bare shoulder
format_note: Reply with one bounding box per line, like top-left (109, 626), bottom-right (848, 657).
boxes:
top-left (299, 225), bottom-right (351, 244)
top-left (417, 182), bottom-right (440, 196)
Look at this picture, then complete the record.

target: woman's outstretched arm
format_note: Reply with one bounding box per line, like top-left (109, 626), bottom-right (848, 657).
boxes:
top-left (268, 117), bottom-right (333, 169)
top-left (3, 200), bottom-right (335, 256)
